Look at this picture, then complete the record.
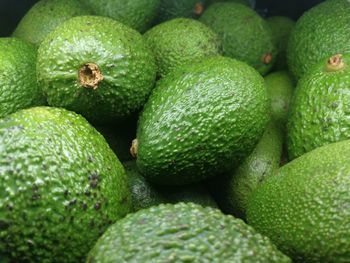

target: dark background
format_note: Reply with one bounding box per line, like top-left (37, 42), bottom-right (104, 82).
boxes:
top-left (0, 0), bottom-right (324, 37)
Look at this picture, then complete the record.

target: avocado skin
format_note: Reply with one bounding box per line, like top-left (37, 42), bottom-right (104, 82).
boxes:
top-left (287, 0), bottom-right (350, 79)
top-left (136, 56), bottom-right (270, 185)
top-left (287, 54), bottom-right (350, 160)
top-left (12, 0), bottom-right (91, 47)
top-left (247, 140), bottom-right (350, 262)
top-left (87, 203), bottom-right (291, 262)
top-left (208, 0), bottom-right (249, 5)
top-left (199, 2), bottom-right (277, 75)
top-left (37, 16), bottom-right (156, 123)
top-left (0, 107), bottom-right (132, 262)
top-left (157, 0), bottom-right (205, 23)
top-left (84, 0), bottom-right (160, 33)
top-left (0, 38), bottom-right (45, 119)
top-left (144, 18), bottom-right (221, 78)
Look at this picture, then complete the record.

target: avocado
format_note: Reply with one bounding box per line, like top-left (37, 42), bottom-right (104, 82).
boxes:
top-left (12, 0), bottom-right (91, 47)
top-left (133, 56), bottom-right (270, 185)
top-left (211, 122), bottom-right (283, 219)
top-left (0, 107), bottom-right (132, 262)
top-left (157, 0), bottom-right (206, 23)
top-left (37, 16), bottom-right (157, 124)
top-left (207, 0), bottom-right (249, 6)
top-left (287, 54), bottom-right (350, 160)
top-left (265, 71), bottom-right (294, 127)
top-left (266, 16), bottom-right (295, 70)
top-left (0, 38), bottom-right (45, 118)
top-left (87, 203), bottom-right (291, 262)
top-left (144, 18), bottom-right (221, 77)
top-left (247, 139), bottom-right (350, 262)
top-left (287, 0), bottom-right (350, 79)
top-left (84, 0), bottom-right (160, 33)
top-left (199, 2), bottom-right (277, 75)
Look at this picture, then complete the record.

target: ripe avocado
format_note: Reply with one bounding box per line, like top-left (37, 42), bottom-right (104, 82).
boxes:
top-left (83, 0), bottom-right (160, 33)
top-left (37, 16), bottom-right (157, 124)
top-left (287, 0), bottom-right (350, 79)
top-left (157, 0), bottom-right (206, 23)
top-left (0, 107), bottom-right (132, 262)
top-left (144, 18), bottom-right (221, 77)
top-left (133, 56), bottom-right (270, 185)
top-left (12, 0), bottom-right (91, 47)
top-left (287, 54), bottom-right (350, 160)
top-left (199, 2), bottom-right (277, 75)
top-left (87, 203), bottom-right (291, 262)
top-left (247, 139), bottom-right (350, 262)
top-left (0, 38), bottom-right (45, 118)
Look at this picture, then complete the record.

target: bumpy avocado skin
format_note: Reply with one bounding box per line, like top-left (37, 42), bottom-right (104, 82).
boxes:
top-left (136, 56), bottom-right (270, 185)
top-left (287, 54), bottom-right (350, 160)
top-left (157, 0), bottom-right (205, 23)
top-left (144, 18), bottom-right (221, 77)
top-left (199, 3), bottom-right (277, 75)
top-left (87, 203), bottom-right (291, 262)
top-left (287, 0), bottom-right (350, 79)
top-left (84, 0), bottom-right (160, 33)
top-left (0, 107), bottom-right (132, 262)
top-left (37, 16), bottom-right (156, 124)
top-left (12, 0), bottom-right (91, 47)
top-left (247, 140), bottom-right (350, 262)
top-left (0, 38), bottom-right (45, 118)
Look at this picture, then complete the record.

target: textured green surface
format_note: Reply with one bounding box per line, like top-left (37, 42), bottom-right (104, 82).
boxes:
top-left (136, 56), bottom-right (269, 185)
top-left (199, 3), bottom-right (277, 75)
top-left (247, 140), bottom-right (350, 262)
top-left (266, 16), bottom-right (295, 70)
top-left (0, 38), bottom-right (45, 118)
top-left (213, 122), bottom-right (283, 219)
top-left (287, 0), bottom-right (350, 79)
top-left (144, 18), bottom-right (221, 77)
top-left (84, 0), bottom-right (160, 33)
top-left (287, 54), bottom-right (350, 160)
top-left (265, 71), bottom-right (294, 126)
top-left (87, 203), bottom-right (291, 262)
top-left (207, 0), bottom-right (249, 6)
top-left (37, 16), bottom-right (156, 123)
top-left (12, 0), bottom-right (91, 47)
top-left (0, 107), bottom-right (132, 262)
top-left (157, 0), bottom-right (205, 23)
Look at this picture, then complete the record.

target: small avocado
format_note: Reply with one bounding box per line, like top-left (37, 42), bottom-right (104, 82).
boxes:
top-left (87, 203), bottom-right (291, 262)
top-left (247, 139), bottom-right (350, 262)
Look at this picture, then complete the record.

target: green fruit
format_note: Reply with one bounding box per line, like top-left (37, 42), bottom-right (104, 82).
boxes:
top-left (199, 3), bottom-right (277, 75)
top-left (133, 56), bottom-right (270, 185)
top-left (87, 203), bottom-right (291, 262)
top-left (144, 18), bottom-right (221, 77)
top-left (157, 0), bottom-right (206, 23)
top-left (265, 71), bottom-right (294, 126)
top-left (208, 0), bottom-right (249, 6)
top-left (287, 54), bottom-right (350, 160)
top-left (84, 0), bottom-right (160, 33)
top-left (287, 0), bottom-right (350, 79)
top-left (212, 122), bottom-right (283, 219)
top-left (0, 38), bottom-right (45, 118)
top-left (12, 0), bottom-right (91, 47)
top-left (37, 16), bottom-right (156, 123)
top-left (247, 139), bottom-right (350, 262)
top-left (0, 107), bottom-right (132, 262)
top-left (266, 16), bottom-right (295, 70)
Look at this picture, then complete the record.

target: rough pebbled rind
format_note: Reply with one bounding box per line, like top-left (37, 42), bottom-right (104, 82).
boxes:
top-left (156, 0), bottom-right (205, 23)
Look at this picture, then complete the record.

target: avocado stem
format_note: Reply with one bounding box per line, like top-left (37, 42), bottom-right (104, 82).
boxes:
top-left (262, 53), bottom-right (272, 65)
top-left (194, 2), bottom-right (204, 16)
top-left (79, 63), bottom-right (104, 89)
top-left (130, 139), bottom-right (138, 158)
top-left (326, 54), bottom-right (345, 72)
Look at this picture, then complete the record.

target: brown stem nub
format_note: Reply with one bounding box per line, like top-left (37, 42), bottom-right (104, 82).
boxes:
top-left (194, 2), bottom-right (204, 16)
top-left (130, 139), bottom-right (138, 158)
top-left (326, 54), bottom-right (345, 72)
top-left (79, 63), bottom-right (104, 89)
top-left (262, 53), bottom-right (273, 65)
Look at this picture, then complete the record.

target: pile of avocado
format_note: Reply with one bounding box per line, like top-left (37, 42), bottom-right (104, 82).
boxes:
top-left (1, 0), bottom-right (350, 262)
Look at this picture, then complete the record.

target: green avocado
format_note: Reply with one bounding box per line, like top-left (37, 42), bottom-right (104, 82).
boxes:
top-left (287, 0), bottom-right (350, 79)
top-left (247, 139), bottom-right (350, 262)
top-left (144, 18), bottom-right (221, 77)
top-left (12, 0), bottom-right (91, 47)
top-left (0, 38), bottom-right (45, 118)
top-left (207, 0), bottom-right (249, 6)
top-left (199, 2), bottom-right (277, 75)
top-left (133, 56), bottom-right (270, 185)
top-left (84, 0), bottom-right (160, 33)
top-left (287, 54), bottom-right (350, 160)
top-left (87, 203), bottom-right (291, 262)
top-left (0, 107), bottom-right (132, 262)
top-left (37, 16), bottom-right (157, 124)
